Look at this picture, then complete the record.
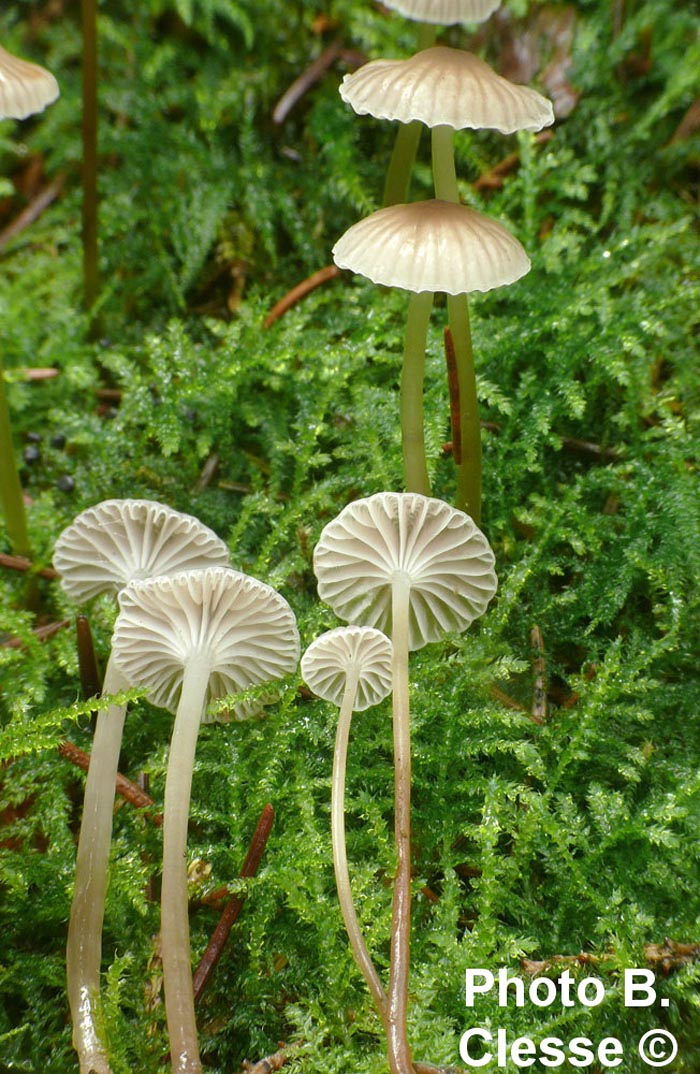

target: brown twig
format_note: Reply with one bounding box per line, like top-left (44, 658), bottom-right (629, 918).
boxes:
top-left (0, 552), bottom-right (58, 580)
top-left (272, 39), bottom-right (342, 124)
top-left (443, 327), bottom-right (462, 465)
top-left (523, 939), bottom-right (700, 977)
top-left (0, 173), bottom-right (66, 252)
top-left (18, 367), bottom-right (60, 381)
top-left (193, 803), bottom-right (275, 1003)
top-left (264, 265), bottom-right (341, 328)
top-left (76, 615), bottom-right (102, 698)
top-left (473, 131), bottom-right (553, 191)
top-left (58, 740), bottom-right (163, 824)
top-left (1, 618), bottom-right (70, 649)
top-left (530, 625), bottom-right (548, 725)
top-left (443, 423), bottom-right (619, 462)
top-left (242, 1044), bottom-right (294, 1073)
top-left (192, 451), bottom-right (219, 494)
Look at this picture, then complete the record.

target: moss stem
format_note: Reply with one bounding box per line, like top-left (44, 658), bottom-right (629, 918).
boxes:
top-left (401, 291), bottom-right (434, 497)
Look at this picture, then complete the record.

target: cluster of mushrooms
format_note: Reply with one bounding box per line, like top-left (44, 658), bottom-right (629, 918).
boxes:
top-left (332, 0), bottom-right (554, 522)
top-left (53, 492), bottom-right (496, 1074)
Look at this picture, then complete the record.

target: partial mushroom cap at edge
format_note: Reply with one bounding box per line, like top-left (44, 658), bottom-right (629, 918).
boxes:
top-left (302, 626), bottom-right (393, 711)
top-left (382, 0), bottom-right (502, 25)
top-left (0, 43), bottom-right (59, 120)
top-left (333, 199), bottom-right (530, 295)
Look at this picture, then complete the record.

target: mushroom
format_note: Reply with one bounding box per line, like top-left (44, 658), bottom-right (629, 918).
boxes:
top-left (301, 625), bottom-right (393, 1017)
top-left (313, 492), bottom-right (497, 1074)
top-left (112, 566), bottom-right (300, 1074)
top-left (339, 47), bottom-right (553, 521)
top-left (381, 0), bottom-right (502, 24)
top-left (0, 44), bottom-right (59, 558)
top-left (332, 199), bottom-right (530, 518)
top-left (53, 499), bottom-right (230, 1074)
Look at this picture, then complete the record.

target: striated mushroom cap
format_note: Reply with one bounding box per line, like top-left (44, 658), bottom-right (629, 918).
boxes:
top-left (53, 499), bottom-right (230, 603)
top-left (383, 0), bottom-right (501, 24)
top-left (340, 47), bottom-right (554, 135)
top-left (333, 199), bottom-right (530, 295)
top-left (112, 566), bottom-right (300, 717)
top-left (313, 492), bottom-right (497, 651)
top-left (302, 626), bottom-right (393, 712)
top-left (0, 43), bottom-right (59, 120)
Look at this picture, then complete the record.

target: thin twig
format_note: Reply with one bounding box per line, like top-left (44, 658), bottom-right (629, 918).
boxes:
top-left (193, 803), bottom-right (274, 1003)
top-left (264, 265), bottom-right (341, 328)
top-left (0, 552), bottom-right (59, 580)
top-left (241, 1044), bottom-right (295, 1073)
top-left (192, 451), bottom-right (219, 494)
top-left (0, 174), bottom-right (65, 252)
top-left (443, 327), bottom-right (462, 465)
top-left (523, 939), bottom-right (700, 977)
top-left (1, 618), bottom-right (70, 649)
top-left (58, 740), bottom-right (163, 824)
top-left (18, 368), bottom-right (60, 381)
top-left (272, 39), bottom-right (342, 124)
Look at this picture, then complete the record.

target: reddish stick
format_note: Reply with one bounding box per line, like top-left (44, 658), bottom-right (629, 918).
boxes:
top-left (193, 803), bottom-right (275, 1003)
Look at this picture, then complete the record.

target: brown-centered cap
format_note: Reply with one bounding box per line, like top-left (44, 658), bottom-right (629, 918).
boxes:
top-left (340, 47), bottom-right (554, 135)
top-left (301, 625), bottom-right (393, 711)
top-left (0, 43), bottom-right (59, 120)
top-left (332, 199), bottom-right (530, 295)
top-left (313, 492), bottom-right (497, 651)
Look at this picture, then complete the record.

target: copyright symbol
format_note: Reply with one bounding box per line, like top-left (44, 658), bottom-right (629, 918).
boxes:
top-left (638, 1029), bottom-right (678, 1067)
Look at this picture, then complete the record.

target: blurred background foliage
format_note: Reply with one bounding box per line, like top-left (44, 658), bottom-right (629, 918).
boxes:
top-left (0, 0), bottom-right (699, 1070)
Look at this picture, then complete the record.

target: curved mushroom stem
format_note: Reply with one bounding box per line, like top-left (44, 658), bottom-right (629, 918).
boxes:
top-left (402, 291), bottom-right (434, 498)
top-left (431, 124), bottom-right (481, 522)
top-left (0, 355), bottom-right (31, 558)
top-left (387, 573), bottom-right (414, 1074)
top-left (332, 667), bottom-right (388, 1020)
top-left (161, 660), bottom-right (210, 1074)
top-left (382, 23), bottom-right (438, 207)
top-left (66, 654), bottom-right (128, 1074)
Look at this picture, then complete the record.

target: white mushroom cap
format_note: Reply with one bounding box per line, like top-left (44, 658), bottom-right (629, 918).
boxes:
top-left (383, 0), bottom-right (501, 24)
top-left (301, 626), bottom-right (393, 711)
top-left (340, 48), bottom-right (554, 135)
top-left (333, 199), bottom-right (530, 295)
top-left (0, 43), bottom-right (59, 120)
top-left (53, 499), bottom-right (231, 602)
top-left (313, 492), bottom-right (497, 651)
top-left (112, 567), bottom-right (300, 716)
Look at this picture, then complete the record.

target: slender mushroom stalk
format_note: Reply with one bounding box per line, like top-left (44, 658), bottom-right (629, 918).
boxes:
top-left (333, 199), bottom-right (531, 509)
top-left (338, 46), bottom-right (553, 518)
top-left (112, 566), bottom-right (299, 1074)
top-left (313, 492), bottom-right (498, 1074)
top-left (54, 500), bottom-right (230, 1074)
top-left (301, 625), bottom-right (393, 1018)
top-left (0, 44), bottom-right (59, 557)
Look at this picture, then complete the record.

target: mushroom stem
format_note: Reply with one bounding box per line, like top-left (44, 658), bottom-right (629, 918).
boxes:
top-left (401, 291), bottom-right (434, 497)
top-left (382, 23), bottom-right (438, 207)
top-left (332, 667), bottom-right (388, 1019)
top-left (66, 655), bottom-right (128, 1074)
top-left (161, 659), bottom-right (211, 1074)
top-left (82, 0), bottom-right (99, 315)
top-left (0, 355), bottom-right (31, 557)
top-left (387, 573), bottom-right (414, 1074)
top-left (431, 125), bottom-right (482, 521)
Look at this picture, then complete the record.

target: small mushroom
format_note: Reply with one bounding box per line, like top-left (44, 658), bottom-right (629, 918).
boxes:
top-left (313, 492), bottom-right (497, 1074)
top-left (301, 626), bottom-right (393, 1017)
top-left (333, 199), bottom-right (529, 517)
top-left (112, 566), bottom-right (300, 1074)
top-left (54, 499), bottom-right (230, 1074)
